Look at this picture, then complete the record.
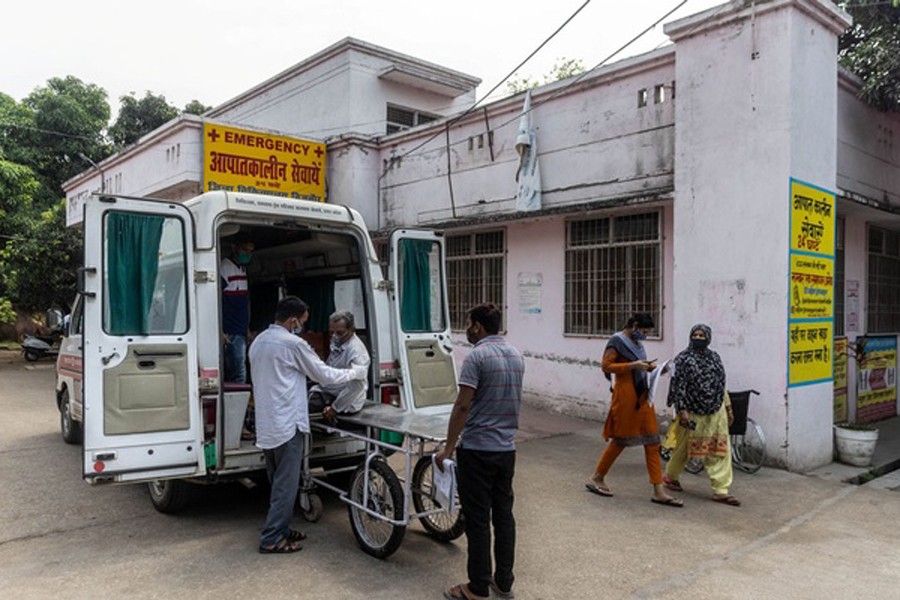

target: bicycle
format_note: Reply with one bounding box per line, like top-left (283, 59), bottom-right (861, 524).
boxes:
top-left (663, 390), bottom-right (766, 475)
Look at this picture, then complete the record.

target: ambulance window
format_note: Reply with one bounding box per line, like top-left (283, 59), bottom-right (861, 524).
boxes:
top-left (398, 239), bottom-right (445, 332)
top-left (103, 212), bottom-right (188, 335)
top-left (334, 279), bottom-right (367, 329)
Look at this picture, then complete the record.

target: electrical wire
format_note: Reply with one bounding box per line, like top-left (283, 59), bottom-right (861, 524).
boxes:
top-left (388, 0), bottom-right (593, 166)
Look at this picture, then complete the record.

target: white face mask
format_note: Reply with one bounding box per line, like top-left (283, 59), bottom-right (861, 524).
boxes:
top-left (289, 319), bottom-right (303, 335)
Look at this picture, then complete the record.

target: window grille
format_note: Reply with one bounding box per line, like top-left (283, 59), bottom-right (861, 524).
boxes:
top-left (835, 217), bottom-right (845, 336)
top-left (868, 225), bottom-right (900, 333)
top-left (386, 104), bottom-right (439, 134)
top-left (565, 212), bottom-right (660, 336)
top-left (446, 230), bottom-right (505, 330)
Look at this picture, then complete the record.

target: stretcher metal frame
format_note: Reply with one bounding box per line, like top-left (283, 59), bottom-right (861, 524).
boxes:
top-left (304, 402), bottom-right (461, 557)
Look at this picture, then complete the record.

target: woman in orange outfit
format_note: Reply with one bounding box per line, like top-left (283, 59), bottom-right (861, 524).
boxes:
top-left (585, 314), bottom-right (683, 507)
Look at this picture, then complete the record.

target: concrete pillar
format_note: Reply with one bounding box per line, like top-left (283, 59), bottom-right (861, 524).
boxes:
top-left (666, 0), bottom-right (851, 470)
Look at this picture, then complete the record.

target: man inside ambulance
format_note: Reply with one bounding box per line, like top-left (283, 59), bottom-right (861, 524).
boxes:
top-left (308, 310), bottom-right (370, 424)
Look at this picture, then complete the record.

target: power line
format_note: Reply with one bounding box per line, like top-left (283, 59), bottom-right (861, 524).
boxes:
top-left (393, 0), bottom-right (690, 162)
top-left (0, 121), bottom-right (99, 142)
top-left (389, 0), bottom-right (593, 166)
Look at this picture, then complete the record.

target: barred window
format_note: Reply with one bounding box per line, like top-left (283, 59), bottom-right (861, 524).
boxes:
top-left (565, 212), bottom-right (660, 336)
top-left (446, 230), bottom-right (505, 330)
top-left (386, 104), bottom-right (440, 134)
top-left (868, 225), bottom-right (900, 333)
top-left (834, 217), bottom-right (845, 336)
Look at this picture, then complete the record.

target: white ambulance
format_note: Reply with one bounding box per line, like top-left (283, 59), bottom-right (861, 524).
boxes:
top-left (55, 191), bottom-right (458, 514)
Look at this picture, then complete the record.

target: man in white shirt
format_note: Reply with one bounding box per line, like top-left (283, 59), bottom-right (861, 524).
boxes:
top-left (308, 310), bottom-right (370, 424)
top-left (250, 296), bottom-right (367, 554)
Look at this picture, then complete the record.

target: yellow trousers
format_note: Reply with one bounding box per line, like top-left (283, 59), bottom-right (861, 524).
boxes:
top-left (664, 414), bottom-right (733, 496)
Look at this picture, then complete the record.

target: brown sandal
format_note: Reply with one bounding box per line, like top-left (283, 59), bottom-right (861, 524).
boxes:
top-left (443, 583), bottom-right (489, 600)
top-left (712, 494), bottom-right (741, 506)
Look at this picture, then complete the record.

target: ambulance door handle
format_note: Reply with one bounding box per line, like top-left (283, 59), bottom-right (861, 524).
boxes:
top-left (138, 360), bottom-right (156, 369)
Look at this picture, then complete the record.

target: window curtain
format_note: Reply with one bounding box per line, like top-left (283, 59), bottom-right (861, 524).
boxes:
top-left (400, 239), bottom-right (433, 331)
top-left (107, 212), bottom-right (164, 335)
top-left (292, 277), bottom-right (336, 333)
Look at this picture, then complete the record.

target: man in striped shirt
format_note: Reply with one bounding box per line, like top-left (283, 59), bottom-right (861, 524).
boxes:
top-left (221, 233), bottom-right (254, 383)
top-left (437, 303), bottom-right (524, 600)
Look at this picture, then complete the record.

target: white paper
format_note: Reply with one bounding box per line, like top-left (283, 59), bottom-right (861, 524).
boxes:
top-left (431, 456), bottom-right (457, 511)
top-left (647, 359), bottom-right (672, 406)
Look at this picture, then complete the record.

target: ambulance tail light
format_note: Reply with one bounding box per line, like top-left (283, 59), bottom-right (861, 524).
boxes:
top-left (202, 395), bottom-right (217, 440)
top-left (381, 384), bottom-right (401, 408)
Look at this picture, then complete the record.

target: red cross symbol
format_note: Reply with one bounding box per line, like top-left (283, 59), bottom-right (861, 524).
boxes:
top-left (207, 128), bottom-right (220, 142)
top-left (314, 146), bottom-right (324, 158)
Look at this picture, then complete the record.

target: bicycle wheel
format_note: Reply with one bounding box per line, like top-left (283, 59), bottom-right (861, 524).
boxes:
top-left (347, 459), bottom-right (406, 558)
top-left (684, 458), bottom-right (704, 475)
top-left (732, 418), bottom-right (766, 474)
top-left (411, 456), bottom-right (465, 542)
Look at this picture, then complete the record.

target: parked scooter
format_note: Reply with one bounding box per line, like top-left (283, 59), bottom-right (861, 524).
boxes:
top-left (22, 332), bottom-right (61, 362)
top-left (21, 309), bottom-right (65, 362)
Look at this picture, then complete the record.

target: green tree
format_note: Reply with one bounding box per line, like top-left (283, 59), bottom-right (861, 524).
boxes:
top-left (0, 198), bottom-right (81, 313)
top-left (109, 91), bottom-right (179, 148)
top-left (838, 1), bottom-right (900, 112)
top-left (507, 57), bottom-right (587, 95)
top-left (16, 76), bottom-right (111, 198)
top-left (183, 99), bottom-right (211, 115)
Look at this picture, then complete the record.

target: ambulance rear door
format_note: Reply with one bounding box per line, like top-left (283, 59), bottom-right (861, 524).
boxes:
top-left (388, 229), bottom-right (458, 413)
top-left (81, 195), bottom-right (204, 483)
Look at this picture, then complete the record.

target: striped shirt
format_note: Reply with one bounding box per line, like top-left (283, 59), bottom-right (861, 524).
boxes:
top-left (458, 335), bottom-right (525, 452)
top-left (220, 258), bottom-right (249, 336)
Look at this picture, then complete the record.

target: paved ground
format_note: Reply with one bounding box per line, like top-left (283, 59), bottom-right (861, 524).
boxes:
top-left (2, 352), bottom-right (900, 599)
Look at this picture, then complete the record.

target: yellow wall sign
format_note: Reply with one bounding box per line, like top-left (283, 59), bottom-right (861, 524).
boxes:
top-left (788, 321), bottom-right (833, 386)
top-left (789, 254), bottom-right (834, 319)
top-left (833, 337), bottom-right (848, 422)
top-left (790, 180), bottom-right (835, 256)
top-left (203, 123), bottom-right (326, 202)
top-left (788, 178), bottom-right (835, 387)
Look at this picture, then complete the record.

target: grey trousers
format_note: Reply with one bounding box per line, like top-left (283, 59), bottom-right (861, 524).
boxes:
top-left (260, 429), bottom-right (305, 547)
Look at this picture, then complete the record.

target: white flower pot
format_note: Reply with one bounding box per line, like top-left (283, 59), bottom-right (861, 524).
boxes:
top-left (833, 425), bottom-right (879, 467)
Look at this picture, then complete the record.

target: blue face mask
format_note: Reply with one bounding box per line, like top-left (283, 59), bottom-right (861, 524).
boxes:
top-left (632, 330), bottom-right (646, 342)
top-left (236, 251), bottom-right (252, 265)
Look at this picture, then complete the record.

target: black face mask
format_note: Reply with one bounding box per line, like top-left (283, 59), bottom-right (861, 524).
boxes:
top-left (466, 326), bottom-right (478, 345)
top-left (690, 338), bottom-right (709, 351)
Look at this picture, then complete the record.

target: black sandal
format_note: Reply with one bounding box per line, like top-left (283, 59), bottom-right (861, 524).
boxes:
top-left (258, 538), bottom-right (302, 554)
top-left (286, 529), bottom-right (307, 542)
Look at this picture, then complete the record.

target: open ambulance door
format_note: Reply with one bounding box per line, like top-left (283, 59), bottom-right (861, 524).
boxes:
top-left (81, 196), bottom-right (204, 484)
top-left (389, 229), bottom-right (458, 412)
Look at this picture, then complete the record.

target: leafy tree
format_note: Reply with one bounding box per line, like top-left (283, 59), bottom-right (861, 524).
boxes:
top-left (507, 57), bottom-right (586, 94)
top-left (109, 91), bottom-right (179, 148)
top-left (183, 99), bottom-right (211, 115)
top-left (0, 198), bottom-right (81, 313)
top-left (838, 1), bottom-right (900, 112)
top-left (17, 76), bottom-right (111, 198)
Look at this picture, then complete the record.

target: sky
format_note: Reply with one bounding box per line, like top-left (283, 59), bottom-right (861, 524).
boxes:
top-left (1, 0), bottom-right (724, 116)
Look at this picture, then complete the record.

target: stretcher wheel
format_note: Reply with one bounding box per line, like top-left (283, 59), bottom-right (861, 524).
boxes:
top-left (347, 459), bottom-right (405, 558)
top-left (299, 492), bottom-right (324, 522)
top-left (412, 455), bottom-right (465, 542)
top-left (685, 458), bottom-right (704, 474)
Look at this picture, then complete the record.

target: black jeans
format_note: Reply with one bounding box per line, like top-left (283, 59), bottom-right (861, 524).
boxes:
top-left (456, 448), bottom-right (516, 597)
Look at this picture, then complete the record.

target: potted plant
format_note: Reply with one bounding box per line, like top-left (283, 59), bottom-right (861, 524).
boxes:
top-left (833, 421), bottom-right (879, 467)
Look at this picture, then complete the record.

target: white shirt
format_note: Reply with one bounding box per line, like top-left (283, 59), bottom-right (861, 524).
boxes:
top-left (310, 334), bottom-right (371, 413)
top-left (249, 324), bottom-right (366, 449)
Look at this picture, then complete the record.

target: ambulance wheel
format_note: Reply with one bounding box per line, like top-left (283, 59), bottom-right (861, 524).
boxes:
top-left (148, 479), bottom-right (192, 513)
top-left (59, 388), bottom-right (82, 445)
top-left (412, 456), bottom-right (465, 542)
top-left (347, 459), bottom-right (405, 558)
top-left (299, 492), bottom-right (324, 523)
top-left (24, 349), bottom-right (40, 362)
